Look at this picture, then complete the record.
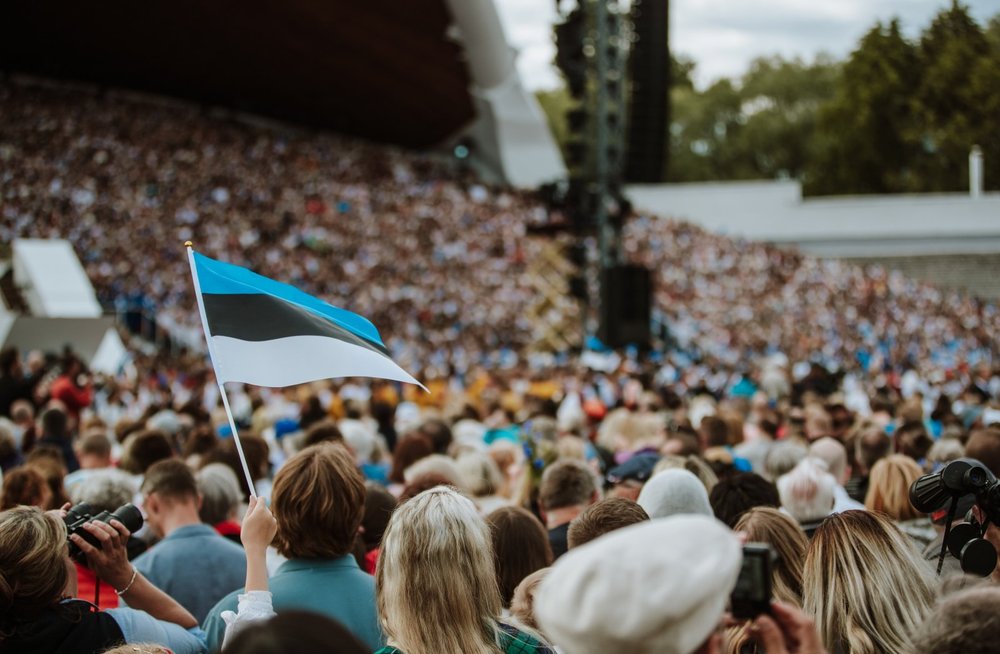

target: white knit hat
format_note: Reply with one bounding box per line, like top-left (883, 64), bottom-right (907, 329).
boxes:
top-left (637, 469), bottom-right (713, 520)
top-left (536, 515), bottom-right (741, 654)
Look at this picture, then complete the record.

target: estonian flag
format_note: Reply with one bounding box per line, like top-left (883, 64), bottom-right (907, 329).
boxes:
top-left (186, 246), bottom-right (423, 389)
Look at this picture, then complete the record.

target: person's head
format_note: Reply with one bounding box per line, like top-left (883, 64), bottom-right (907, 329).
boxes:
top-left (141, 459), bottom-right (201, 537)
top-left (456, 452), bottom-right (504, 499)
top-left (272, 443), bottom-right (365, 560)
top-left (927, 438), bottom-right (965, 469)
top-left (709, 472), bottom-right (780, 528)
top-left (103, 644), bottom-right (172, 654)
top-left (398, 473), bottom-right (455, 503)
top-left (808, 437), bottom-right (849, 485)
top-left (763, 440), bottom-right (807, 482)
top-left (539, 459), bottom-right (599, 519)
top-left (221, 610), bottom-right (369, 654)
top-left (733, 507), bottom-right (808, 606)
top-left (896, 422), bottom-right (934, 462)
top-left (864, 454), bottom-right (924, 522)
top-left (24, 445), bottom-right (68, 506)
top-left (389, 432), bottom-right (434, 484)
top-left (567, 497), bottom-right (649, 549)
top-left (76, 431), bottom-right (113, 470)
top-left (485, 506), bottom-right (553, 606)
top-left (853, 424), bottom-right (891, 475)
top-left (121, 429), bottom-right (174, 475)
top-left (376, 487), bottom-right (502, 654)
top-left (803, 510), bottom-right (935, 654)
top-left (907, 585), bottom-right (1000, 654)
top-left (402, 454), bottom-right (464, 490)
top-left (509, 568), bottom-right (550, 635)
top-left (196, 463), bottom-right (243, 526)
top-left (0, 466), bottom-right (50, 510)
top-left (362, 482), bottom-right (397, 551)
top-left (537, 515), bottom-right (741, 654)
top-left (698, 416), bottom-right (731, 449)
top-left (301, 420), bottom-right (344, 449)
top-left (201, 435), bottom-right (270, 498)
top-left (70, 469), bottom-right (136, 514)
top-left (637, 469), bottom-right (713, 521)
top-left (777, 458), bottom-right (836, 524)
top-left (803, 406), bottom-right (832, 441)
top-left (0, 507), bottom-right (67, 622)
top-left (652, 454), bottom-right (719, 494)
top-left (40, 407), bottom-right (69, 439)
top-left (965, 427), bottom-right (1000, 476)
top-left (419, 418), bottom-right (453, 455)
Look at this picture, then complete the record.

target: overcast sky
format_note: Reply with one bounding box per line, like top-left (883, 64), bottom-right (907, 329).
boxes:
top-left (494, 0), bottom-right (999, 90)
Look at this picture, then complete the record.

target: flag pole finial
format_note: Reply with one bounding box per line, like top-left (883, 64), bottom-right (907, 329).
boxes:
top-left (184, 240), bottom-right (194, 248)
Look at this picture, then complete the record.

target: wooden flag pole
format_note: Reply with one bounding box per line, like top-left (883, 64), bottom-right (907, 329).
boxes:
top-left (185, 242), bottom-right (257, 498)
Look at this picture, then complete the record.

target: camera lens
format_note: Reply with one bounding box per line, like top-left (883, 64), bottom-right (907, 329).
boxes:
top-left (968, 467), bottom-right (988, 488)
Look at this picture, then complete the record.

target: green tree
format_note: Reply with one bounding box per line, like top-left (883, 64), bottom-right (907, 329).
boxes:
top-left (804, 20), bottom-right (920, 195)
top-left (909, 1), bottom-right (994, 192)
top-left (668, 56), bottom-right (836, 182)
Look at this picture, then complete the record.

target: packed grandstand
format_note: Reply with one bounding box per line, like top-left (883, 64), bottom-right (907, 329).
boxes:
top-left (2, 79), bottom-right (998, 401)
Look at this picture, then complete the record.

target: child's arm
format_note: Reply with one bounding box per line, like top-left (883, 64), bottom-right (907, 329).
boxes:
top-left (221, 496), bottom-right (278, 650)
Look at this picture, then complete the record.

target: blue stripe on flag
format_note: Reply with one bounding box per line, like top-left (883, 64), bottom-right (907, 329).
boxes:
top-left (193, 252), bottom-right (384, 347)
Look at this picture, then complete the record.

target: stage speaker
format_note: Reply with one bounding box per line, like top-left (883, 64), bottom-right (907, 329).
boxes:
top-left (599, 265), bottom-right (651, 348)
top-left (625, 0), bottom-right (669, 183)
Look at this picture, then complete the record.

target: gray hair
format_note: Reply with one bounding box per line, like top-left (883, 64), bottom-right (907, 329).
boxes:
top-left (197, 463), bottom-right (243, 525)
top-left (70, 469), bottom-right (137, 513)
top-left (765, 440), bottom-right (808, 482)
top-left (455, 452), bottom-right (503, 497)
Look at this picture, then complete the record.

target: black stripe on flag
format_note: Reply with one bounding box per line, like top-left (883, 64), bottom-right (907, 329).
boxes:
top-left (202, 294), bottom-right (390, 356)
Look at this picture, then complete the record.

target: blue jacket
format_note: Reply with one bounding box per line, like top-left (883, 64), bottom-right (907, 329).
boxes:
top-left (201, 554), bottom-right (383, 652)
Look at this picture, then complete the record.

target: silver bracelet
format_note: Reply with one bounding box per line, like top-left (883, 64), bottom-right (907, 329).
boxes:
top-left (115, 566), bottom-right (138, 596)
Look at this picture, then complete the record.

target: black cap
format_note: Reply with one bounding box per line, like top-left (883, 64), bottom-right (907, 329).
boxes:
top-left (606, 453), bottom-right (660, 485)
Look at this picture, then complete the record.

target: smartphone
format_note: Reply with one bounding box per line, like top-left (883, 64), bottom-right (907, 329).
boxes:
top-left (730, 543), bottom-right (774, 619)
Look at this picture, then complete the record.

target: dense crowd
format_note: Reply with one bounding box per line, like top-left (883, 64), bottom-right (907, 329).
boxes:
top-left (2, 343), bottom-right (1000, 654)
top-left (4, 77), bottom-right (1000, 654)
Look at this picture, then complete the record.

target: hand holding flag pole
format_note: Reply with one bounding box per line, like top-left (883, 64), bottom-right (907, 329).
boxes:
top-left (185, 242), bottom-right (425, 497)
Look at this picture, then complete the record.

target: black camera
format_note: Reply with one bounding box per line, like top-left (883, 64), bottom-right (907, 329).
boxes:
top-left (730, 543), bottom-right (775, 619)
top-left (910, 458), bottom-right (1000, 577)
top-left (63, 501), bottom-right (144, 561)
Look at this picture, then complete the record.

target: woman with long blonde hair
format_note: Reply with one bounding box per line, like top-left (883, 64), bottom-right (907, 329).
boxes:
top-left (865, 454), bottom-right (935, 548)
top-left (803, 510), bottom-right (936, 654)
top-left (375, 486), bottom-right (552, 654)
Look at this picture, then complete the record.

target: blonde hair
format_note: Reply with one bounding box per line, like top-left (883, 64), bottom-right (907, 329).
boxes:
top-left (865, 454), bottom-right (923, 521)
top-left (0, 507), bottom-right (68, 622)
top-left (653, 454), bottom-right (719, 493)
top-left (376, 487), bottom-right (504, 654)
top-left (803, 510), bottom-right (935, 654)
top-left (734, 507), bottom-right (808, 607)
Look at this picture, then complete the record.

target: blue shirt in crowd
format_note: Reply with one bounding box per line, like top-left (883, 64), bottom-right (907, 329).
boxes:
top-left (126, 523), bottom-right (247, 623)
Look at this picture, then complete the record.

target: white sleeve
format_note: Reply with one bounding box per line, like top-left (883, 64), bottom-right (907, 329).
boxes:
top-left (221, 590), bottom-right (276, 649)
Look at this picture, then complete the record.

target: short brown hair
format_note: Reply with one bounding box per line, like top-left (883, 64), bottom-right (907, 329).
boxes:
top-left (122, 430), bottom-right (174, 474)
top-left (485, 506), bottom-right (553, 605)
top-left (272, 443), bottom-right (365, 559)
top-left (909, 585), bottom-right (1000, 654)
top-left (141, 459), bottom-right (199, 501)
top-left (966, 428), bottom-right (1000, 477)
top-left (0, 467), bottom-right (49, 511)
top-left (539, 460), bottom-right (597, 511)
top-left (567, 497), bottom-right (649, 549)
top-left (78, 431), bottom-right (112, 459)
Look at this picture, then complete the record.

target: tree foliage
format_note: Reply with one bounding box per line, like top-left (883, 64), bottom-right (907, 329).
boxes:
top-left (537, 3), bottom-right (1000, 195)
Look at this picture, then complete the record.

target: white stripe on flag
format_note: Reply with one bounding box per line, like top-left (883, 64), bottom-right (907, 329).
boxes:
top-left (210, 335), bottom-right (426, 390)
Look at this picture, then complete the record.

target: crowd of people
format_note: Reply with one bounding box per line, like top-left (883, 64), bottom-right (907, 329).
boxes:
top-left (3, 337), bottom-right (1000, 653)
top-left (4, 77), bottom-right (1000, 654)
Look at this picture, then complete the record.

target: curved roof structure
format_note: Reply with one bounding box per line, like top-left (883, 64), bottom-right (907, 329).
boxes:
top-left (1, 0), bottom-right (473, 147)
top-left (0, 0), bottom-right (565, 185)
